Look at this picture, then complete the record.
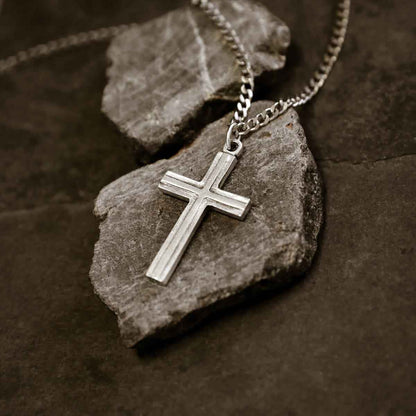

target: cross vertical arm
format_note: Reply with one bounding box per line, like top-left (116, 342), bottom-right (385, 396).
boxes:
top-left (146, 197), bottom-right (207, 285)
top-left (146, 151), bottom-right (251, 285)
top-left (202, 151), bottom-right (237, 189)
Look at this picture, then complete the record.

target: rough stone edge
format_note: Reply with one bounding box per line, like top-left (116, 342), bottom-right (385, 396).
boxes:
top-left (90, 108), bottom-right (323, 347)
top-left (101, 0), bottom-right (290, 161)
top-left (133, 112), bottom-right (323, 347)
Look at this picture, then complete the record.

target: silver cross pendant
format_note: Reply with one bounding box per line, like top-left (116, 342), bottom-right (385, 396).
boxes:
top-left (146, 150), bottom-right (251, 285)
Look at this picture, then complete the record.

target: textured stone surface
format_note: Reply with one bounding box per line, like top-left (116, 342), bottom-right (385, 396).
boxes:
top-left (90, 103), bottom-right (322, 346)
top-left (102, 0), bottom-right (290, 159)
top-left (1, 0), bottom-right (416, 415)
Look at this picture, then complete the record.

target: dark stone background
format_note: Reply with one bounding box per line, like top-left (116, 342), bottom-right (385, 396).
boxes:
top-left (0, 0), bottom-right (415, 415)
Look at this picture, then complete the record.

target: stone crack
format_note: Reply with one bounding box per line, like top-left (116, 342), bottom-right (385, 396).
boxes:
top-left (186, 8), bottom-right (215, 94)
top-left (317, 153), bottom-right (416, 166)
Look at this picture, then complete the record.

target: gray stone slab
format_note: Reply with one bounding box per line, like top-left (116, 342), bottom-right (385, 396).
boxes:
top-left (2, 0), bottom-right (416, 414)
top-left (102, 0), bottom-right (290, 159)
top-left (90, 102), bottom-right (323, 346)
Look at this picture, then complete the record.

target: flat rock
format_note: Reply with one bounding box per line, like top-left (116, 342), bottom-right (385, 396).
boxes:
top-left (90, 101), bottom-right (323, 347)
top-left (102, 0), bottom-right (290, 159)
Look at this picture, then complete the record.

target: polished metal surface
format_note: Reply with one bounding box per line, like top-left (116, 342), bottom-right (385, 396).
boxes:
top-left (146, 151), bottom-right (251, 285)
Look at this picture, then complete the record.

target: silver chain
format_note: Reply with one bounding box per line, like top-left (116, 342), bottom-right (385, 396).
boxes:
top-left (0, 23), bottom-right (138, 74)
top-left (191, 0), bottom-right (255, 127)
top-left (192, 0), bottom-right (350, 151)
top-left (0, 0), bottom-right (350, 152)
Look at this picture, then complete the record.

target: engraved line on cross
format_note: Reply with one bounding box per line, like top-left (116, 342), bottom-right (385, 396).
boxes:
top-left (146, 151), bottom-right (251, 285)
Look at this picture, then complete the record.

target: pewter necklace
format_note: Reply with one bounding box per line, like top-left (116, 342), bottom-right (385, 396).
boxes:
top-left (147, 0), bottom-right (350, 284)
top-left (0, 0), bottom-right (351, 285)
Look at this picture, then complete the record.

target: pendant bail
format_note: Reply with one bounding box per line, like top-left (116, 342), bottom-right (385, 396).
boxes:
top-left (224, 122), bottom-right (243, 157)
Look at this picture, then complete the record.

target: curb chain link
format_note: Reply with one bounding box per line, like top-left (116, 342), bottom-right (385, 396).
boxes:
top-left (192, 0), bottom-right (350, 148)
top-left (191, 0), bottom-right (255, 126)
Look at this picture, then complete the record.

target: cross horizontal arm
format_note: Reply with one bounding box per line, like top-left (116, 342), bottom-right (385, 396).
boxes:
top-left (159, 171), bottom-right (202, 201)
top-left (209, 188), bottom-right (251, 219)
top-left (147, 151), bottom-right (251, 285)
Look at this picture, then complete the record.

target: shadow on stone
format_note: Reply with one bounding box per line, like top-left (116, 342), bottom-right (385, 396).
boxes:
top-left (135, 270), bottom-right (309, 356)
